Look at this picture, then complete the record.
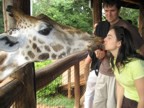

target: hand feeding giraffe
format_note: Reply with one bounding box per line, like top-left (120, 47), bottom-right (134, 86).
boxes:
top-left (0, 6), bottom-right (102, 82)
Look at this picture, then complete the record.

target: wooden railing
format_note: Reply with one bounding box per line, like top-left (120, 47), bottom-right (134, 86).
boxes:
top-left (0, 51), bottom-right (88, 108)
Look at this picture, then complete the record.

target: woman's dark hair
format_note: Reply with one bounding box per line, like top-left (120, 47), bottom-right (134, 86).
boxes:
top-left (110, 26), bottom-right (144, 71)
top-left (102, 0), bottom-right (121, 10)
top-left (94, 21), bottom-right (110, 38)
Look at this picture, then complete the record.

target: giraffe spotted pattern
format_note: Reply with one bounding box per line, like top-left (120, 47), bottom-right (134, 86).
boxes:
top-left (0, 5), bottom-right (103, 82)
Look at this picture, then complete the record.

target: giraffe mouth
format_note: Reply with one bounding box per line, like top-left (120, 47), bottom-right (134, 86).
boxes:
top-left (87, 36), bottom-right (104, 51)
top-left (88, 43), bottom-right (104, 51)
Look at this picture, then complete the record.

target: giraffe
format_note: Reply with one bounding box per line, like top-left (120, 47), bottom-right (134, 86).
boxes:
top-left (0, 6), bottom-right (102, 82)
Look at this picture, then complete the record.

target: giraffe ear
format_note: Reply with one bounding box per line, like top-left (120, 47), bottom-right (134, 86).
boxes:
top-left (0, 34), bottom-right (20, 52)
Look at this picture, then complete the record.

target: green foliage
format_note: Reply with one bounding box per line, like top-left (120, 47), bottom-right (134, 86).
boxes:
top-left (120, 7), bottom-right (139, 26)
top-left (35, 60), bottom-right (52, 70)
top-left (32, 0), bottom-right (93, 33)
top-left (37, 94), bottom-right (74, 107)
top-left (35, 60), bottom-right (62, 98)
top-left (36, 76), bottom-right (61, 98)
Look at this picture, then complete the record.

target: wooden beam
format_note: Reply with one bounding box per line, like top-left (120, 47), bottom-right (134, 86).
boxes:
top-left (0, 79), bottom-right (23, 107)
top-left (139, 7), bottom-right (144, 40)
top-left (36, 51), bottom-right (87, 90)
top-left (92, 0), bottom-right (102, 24)
top-left (2, 0), bottom-right (14, 31)
top-left (122, 0), bottom-right (141, 5)
top-left (68, 68), bottom-right (72, 99)
top-left (74, 63), bottom-right (80, 108)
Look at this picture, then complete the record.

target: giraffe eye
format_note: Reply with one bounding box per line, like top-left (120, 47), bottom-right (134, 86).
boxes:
top-left (38, 24), bottom-right (53, 36)
top-left (38, 28), bottom-right (51, 35)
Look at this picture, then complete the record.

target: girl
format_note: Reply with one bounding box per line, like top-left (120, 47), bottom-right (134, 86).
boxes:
top-left (104, 26), bottom-right (144, 108)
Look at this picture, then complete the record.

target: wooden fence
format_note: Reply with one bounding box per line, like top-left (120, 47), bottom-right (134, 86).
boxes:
top-left (0, 51), bottom-right (88, 108)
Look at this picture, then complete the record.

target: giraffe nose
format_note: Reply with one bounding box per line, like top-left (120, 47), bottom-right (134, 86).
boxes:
top-left (88, 37), bottom-right (104, 51)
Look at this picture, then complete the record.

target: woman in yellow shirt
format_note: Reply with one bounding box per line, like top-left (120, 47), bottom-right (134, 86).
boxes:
top-left (104, 26), bottom-right (144, 108)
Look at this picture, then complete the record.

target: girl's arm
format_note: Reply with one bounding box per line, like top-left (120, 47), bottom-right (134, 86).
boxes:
top-left (116, 81), bottom-right (124, 108)
top-left (135, 77), bottom-right (144, 108)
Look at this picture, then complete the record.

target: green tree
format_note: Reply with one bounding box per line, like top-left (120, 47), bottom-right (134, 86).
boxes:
top-left (32, 0), bottom-right (93, 33)
top-left (120, 7), bottom-right (139, 26)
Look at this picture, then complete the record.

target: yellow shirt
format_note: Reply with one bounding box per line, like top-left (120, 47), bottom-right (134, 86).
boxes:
top-left (114, 58), bottom-right (144, 102)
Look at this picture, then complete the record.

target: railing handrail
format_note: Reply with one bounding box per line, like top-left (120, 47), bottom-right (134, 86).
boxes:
top-left (36, 50), bottom-right (87, 90)
top-left (0, 50), bottom-right (88, 107)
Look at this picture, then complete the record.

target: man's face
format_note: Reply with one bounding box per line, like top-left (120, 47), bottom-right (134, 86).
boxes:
top-left (104, 5), bottom-right (119, 24)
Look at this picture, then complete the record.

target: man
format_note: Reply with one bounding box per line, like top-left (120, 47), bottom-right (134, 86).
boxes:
top-left (93, 0), bottom-right (144, 108)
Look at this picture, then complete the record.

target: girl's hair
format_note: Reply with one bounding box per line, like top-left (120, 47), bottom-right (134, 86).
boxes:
top-left (110, 26), bottom-right (144, 70)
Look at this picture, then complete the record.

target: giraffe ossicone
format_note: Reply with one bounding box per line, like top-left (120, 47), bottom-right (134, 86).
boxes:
top-left (0, 5), bottom-right (102, 82)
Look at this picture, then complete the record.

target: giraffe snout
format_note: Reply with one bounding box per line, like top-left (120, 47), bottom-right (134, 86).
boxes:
top-left (88, 37), bottom-right (104, 51)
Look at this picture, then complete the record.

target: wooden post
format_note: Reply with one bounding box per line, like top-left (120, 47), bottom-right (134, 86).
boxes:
top-left (68, 68), bottom-right (72, 99)
top-left (92, 0), bottom-right (102, 25)
top-left (2, 0), bottom-right (36, 108)
top-left (74, 63), bottom-right (80, 108)
top-left (12, 64), bottom-right (36, 108)
top-left (2, 0), bottom-right (14, 31)
top-left (139, 7), bottom-right (144, 40)
top-left (84, 62), bottom-right (90, 82)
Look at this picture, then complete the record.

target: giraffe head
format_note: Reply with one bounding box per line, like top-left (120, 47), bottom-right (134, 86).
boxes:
top-left (0, 6), bottom-right (102, 82)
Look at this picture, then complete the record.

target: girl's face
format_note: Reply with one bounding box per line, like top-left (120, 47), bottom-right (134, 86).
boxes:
top-left (104, 29), bottom-right (121, 57)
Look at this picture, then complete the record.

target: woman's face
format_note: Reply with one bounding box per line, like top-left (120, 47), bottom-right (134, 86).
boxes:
top-left (104, 29), bottom-right (121, 56)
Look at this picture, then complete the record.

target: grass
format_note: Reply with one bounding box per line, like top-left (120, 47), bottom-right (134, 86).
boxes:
top-left (37, 94), bottom-right (74, 108)
top-left (35, 60), bottom-right (74, 107)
